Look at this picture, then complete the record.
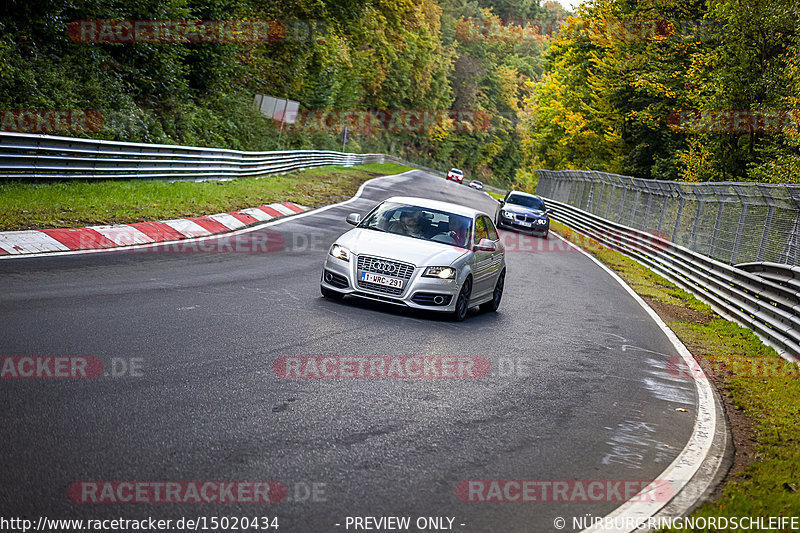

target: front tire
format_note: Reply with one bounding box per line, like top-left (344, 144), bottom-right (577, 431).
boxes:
top-left (321, 286), bottom-right (344, 300)
top-left (452, 277), bottom-right (472, 322)
top-left (480, 270), bottom-right (505, 313)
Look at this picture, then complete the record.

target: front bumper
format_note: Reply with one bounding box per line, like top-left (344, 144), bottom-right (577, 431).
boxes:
top-left (320, 254), bottom-right (460, 312)
top-left (497, 216), bottom-right (549, 235)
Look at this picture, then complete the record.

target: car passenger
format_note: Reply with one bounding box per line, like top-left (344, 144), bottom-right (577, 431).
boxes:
top-left (448, 215), bottom-right (470, 248)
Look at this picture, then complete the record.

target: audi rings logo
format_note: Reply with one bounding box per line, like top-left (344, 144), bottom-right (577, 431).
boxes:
top-left (372, 261), bottom-right (397, 274)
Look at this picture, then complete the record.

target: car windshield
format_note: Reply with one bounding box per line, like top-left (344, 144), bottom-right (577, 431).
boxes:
top-left (360, 202), bottom-right (473, 249)
top-left (507, 194), bottom-right (545, 211)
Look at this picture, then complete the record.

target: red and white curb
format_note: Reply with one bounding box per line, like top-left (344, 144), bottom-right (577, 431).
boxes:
top-left (0, 202), bottom-right (306, 256)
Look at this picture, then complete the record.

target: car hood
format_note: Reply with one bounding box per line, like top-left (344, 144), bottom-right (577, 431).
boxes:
top-left (336, 228), bottom-right (468, 266)
top-left (501, 204), bottom-right (547, 217)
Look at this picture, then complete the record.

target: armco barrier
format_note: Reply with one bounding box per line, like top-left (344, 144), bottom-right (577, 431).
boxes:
top-left (0, 132), bottom-right (385, 180)
top-left (542, 198), bottom-right (800, 361)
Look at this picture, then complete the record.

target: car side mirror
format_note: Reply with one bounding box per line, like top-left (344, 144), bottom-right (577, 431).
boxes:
top-left (545, 208), bottom-right (553, 215)
top-left (346, 213), bottom-right (361, 226)
top-left (498, 199), bottom-right (505, 205)
top-left (474, 239), bottom-right (497, 252)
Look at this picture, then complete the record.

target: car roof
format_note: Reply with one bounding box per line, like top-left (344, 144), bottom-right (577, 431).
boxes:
top-left (384, 196), bottom-right (488, 218)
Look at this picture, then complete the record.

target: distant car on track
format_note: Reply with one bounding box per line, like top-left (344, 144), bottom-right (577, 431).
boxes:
top-left (320, 196), bottom-right (506, 321)
top-left (496, 191), bottom-right (551, 239)
top-left (468, 180), bottom-right (484, 190)
top-left (446, 168), bottom-right (464, 183)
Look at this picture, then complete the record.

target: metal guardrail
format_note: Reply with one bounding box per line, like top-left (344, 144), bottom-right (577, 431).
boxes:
top-left (737, 262), bottom-right (800, 293)
top-left (0, 132), bottom-right (385, 180)
top-left (541, 197), bottom-right (800, 361)
top-left (0, 133), bottom-right (512, 199)
top-left (536, 169), bottom-right (800, 267)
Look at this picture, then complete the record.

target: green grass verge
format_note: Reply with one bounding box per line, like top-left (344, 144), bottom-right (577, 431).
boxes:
top-left (487, 191), bottom-right (505, 201)
top-left (550, 220), bottom-right (800, 525)
top-left (0, 162), bottom-right (413, 231)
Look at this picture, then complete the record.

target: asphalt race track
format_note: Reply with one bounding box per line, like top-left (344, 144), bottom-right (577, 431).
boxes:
top-left (0, 170), bottom-right (699, 532)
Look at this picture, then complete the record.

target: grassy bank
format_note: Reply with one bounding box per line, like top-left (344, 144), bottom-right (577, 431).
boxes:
top-left (0, 163), bottom-right (412, 231)
top-left (549, 220), bottom-right (800, 524)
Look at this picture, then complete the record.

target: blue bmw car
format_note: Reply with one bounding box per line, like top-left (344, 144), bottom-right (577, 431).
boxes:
top-left (495, 191), bottom-right (552, 239)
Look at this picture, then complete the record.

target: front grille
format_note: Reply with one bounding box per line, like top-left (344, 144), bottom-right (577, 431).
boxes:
top-left (356, 255), bottom-right (416, 295)
top-left (357, 256), bottom-right (415, 279)
top-left (515, 214), bottom-right (535, 223)
top-left (411, 293), bottom-right (453, 306)
top-left (323, 270), bottom-right (349, 289)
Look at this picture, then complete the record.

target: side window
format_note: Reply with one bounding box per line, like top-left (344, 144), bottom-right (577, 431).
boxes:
top-left (474, 216), bottom-right (489, 243)
top-left (482, 216), bottom-right (498, 241)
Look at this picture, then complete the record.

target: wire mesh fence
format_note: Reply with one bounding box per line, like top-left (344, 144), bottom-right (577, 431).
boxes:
top-left (535, 170), bottom-right (800, 267)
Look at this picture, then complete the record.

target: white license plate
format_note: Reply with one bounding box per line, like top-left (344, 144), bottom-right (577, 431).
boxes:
top-left (517, 220), bottom-right (532, 227)
top-left (360, 272), bottom-right (404, 289)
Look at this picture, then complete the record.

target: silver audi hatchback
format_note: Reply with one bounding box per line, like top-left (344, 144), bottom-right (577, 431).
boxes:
top-left (320, 196), bottom-right (506, 321)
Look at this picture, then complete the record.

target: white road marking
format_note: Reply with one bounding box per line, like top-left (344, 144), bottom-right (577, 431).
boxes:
top-left (551, 231), bottom-right (720, 533)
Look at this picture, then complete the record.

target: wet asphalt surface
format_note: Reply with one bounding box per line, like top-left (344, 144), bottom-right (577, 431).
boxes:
top-left (0, 170), bottom-right (697, 532)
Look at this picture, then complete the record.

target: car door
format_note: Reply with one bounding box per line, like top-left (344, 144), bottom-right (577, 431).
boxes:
top-left (483, 216), bottom-right (504, 284)
top-left (470, 216), bottom-right (494, 299)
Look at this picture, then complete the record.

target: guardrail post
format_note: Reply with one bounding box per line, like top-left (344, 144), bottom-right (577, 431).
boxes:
top-left (642, 187), bottom-right (654, 229)
top-left (672, 191), bottom-right (685, 244)
top-left (709, 202), bottom-right (725, 259)
top-left (605, 184), bottom-right (615, 220)
top-left (781, 215), bottom-right (800, 266)
top-left (730, 202), bottom-right (748, 265)
top-left (657, 185), bottom-right (669, 233)
top-left (630, 189), bottom-right (640, 226)
top-left (782, 187), bottom-right (800, 266)
top-left (758, 205), bottom-right (774, 262)
top-left (689, 201), bottom-right (703, 250)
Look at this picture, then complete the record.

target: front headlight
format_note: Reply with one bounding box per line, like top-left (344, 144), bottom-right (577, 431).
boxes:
top-left (502, 211), bottom-right (513, 218)
top-left (423, 266), bottom-right (456, 279)
top-left (330, 244), bottom-right (350, 262)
